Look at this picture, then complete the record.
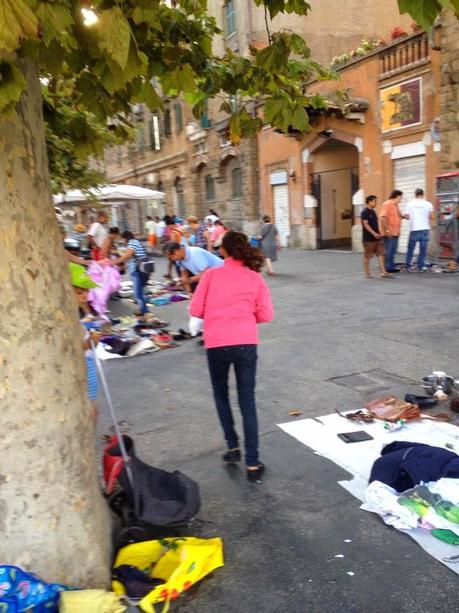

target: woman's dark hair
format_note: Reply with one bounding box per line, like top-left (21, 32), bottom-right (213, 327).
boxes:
top-left (222, 231), bottom-right (265, 272)
top-left (121, 230), bottom-right (135, 241)
top-left (109, 226), bottom-right (119, 235)
top-left (390, 190), bottom-right (403, 199)
top-left (209, 208), bottom-right (218, 217)
top-left (262, 215), bottom-right (271, 223)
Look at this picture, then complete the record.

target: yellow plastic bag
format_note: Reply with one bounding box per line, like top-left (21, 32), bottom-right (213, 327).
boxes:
top-left (59, 589), bottom-right (126, 612)
top-left (112, 537), bottom-right (224, 613)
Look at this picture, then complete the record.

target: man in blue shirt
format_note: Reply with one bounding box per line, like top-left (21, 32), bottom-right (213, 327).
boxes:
top-left (165, 242), bottom-right (223, 294)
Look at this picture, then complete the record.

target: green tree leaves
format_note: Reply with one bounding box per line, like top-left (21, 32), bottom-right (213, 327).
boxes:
top-left (161, 64), bottom-right (197, 95)
top-left (96, 7), bottom-right (132, 72)
top-left (254, 0), bottom-right (311, 19)
top-left (0, 0), bottom-right (38, 53)
top-left (398, 0), bottom-right (459, 29)
top-left (36, 2), bottom-right (74, 48)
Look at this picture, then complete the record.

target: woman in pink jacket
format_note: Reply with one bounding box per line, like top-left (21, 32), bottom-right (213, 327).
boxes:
top-left (189, 231), bottom-right (274, 482)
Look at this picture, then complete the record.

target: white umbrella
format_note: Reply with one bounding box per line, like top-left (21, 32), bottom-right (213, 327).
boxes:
top-left (53, 183), bottom-right (165, 204)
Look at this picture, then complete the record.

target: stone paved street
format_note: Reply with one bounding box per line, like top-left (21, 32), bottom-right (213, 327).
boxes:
top-left (99, 250), bottom-right (459, 613)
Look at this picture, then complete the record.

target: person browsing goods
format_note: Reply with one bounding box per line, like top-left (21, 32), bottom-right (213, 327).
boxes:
top-left (87, 212), bottom-right (108, 260)
top-left (165, 242), bottom-right (223, 295)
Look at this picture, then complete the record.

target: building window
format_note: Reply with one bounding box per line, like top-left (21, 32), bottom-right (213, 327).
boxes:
top-left (224, 0), bottom-right (236, 35)
top-left (231, 167), bottom-right (242, 198)
top-left (205, 175), bottom-right (215, 201)
top-left (174, 178), bottom-right (185, 217)
top-left (175, 102), bottom-right (183, 132)
top-left (200, 99), bottom-right (211, 129)
top-left (136, 126), bottom-right (145, 158)
top-left (149, 115), bottom-right (160, 150)
top-left (164, 108), bottom-right (172, 136)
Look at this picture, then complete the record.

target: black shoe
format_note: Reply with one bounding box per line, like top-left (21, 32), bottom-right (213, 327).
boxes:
top-left (247, 463), bottom-right (265, 483)
top-left (404, 394), bottom-right (438, 408)
top-left (222, 449), bottom-right (241, 464)
top-left (197, 339), bottom-right (204, 346)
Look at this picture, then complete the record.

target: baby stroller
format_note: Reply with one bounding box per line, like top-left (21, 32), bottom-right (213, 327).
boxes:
top-left (93, 344), bottom-right (201, 549)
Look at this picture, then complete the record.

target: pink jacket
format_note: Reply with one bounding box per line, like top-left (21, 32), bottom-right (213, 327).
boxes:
top-left (189, 257), bottom-right (274, 349)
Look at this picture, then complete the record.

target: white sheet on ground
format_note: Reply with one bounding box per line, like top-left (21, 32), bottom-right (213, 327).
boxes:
top-left (278, 413), bottom-right (459, 573)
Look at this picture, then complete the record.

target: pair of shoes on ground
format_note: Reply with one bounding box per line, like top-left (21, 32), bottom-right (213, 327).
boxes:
top-left (222, 449), bottom-right (265, 483)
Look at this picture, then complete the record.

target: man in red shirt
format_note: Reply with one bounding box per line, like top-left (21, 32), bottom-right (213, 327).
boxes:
top-left (380, 190), bottom-right (404, 272)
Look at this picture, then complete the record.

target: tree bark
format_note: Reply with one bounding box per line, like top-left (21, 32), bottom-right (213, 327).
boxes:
top-left (0, 59), bottom-right (111, 586)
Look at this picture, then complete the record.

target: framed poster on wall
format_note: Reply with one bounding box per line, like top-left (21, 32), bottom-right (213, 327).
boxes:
top-left (380, 77), bottom-right (422, 132)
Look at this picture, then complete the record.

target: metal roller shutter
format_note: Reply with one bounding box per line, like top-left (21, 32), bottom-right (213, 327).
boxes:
top-left (273, 184), bottom-right (290, 247)
top-left (394, 155), bottom-right (425, 253)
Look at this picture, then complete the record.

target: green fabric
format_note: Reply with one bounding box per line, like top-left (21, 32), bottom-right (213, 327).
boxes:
top-left (69, 262), bottom-right (99, 289)
top-left (431, 529), bottom-right (459, 545)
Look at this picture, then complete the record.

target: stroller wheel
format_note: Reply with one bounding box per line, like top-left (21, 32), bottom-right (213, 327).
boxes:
top-left (106, 488), bottom-right (134, 523)
top-left (115, 525), bottom-right (150, 550)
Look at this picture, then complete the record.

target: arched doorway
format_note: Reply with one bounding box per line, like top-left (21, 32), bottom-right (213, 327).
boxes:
top-left (311, 138), bottom-right (359, 249)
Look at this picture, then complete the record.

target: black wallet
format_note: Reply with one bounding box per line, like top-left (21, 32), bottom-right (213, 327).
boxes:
top-left (337, 430), bottom-right (374, 443)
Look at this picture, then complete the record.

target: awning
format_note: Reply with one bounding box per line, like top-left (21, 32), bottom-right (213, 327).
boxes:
top-left (54, 184), bottom-right (165, 205)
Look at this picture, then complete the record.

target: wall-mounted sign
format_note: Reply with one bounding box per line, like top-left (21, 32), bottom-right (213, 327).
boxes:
top-left (270, 170), bottom-right (288, 185)
top-left (380, 77), bottom-right (422, 132)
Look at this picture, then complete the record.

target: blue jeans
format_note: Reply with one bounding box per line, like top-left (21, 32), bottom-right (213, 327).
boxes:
top-left (383, 236), bottom-right (399, 271)
top-left (207, 345), bottom-right (259, 467)
top-left (131, 270), bottom-right (148, 314)
top-left (406, 230), bottom-right (429, 269)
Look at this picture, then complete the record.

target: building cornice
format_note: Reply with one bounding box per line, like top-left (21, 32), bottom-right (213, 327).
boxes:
top-left (107, 151), bottom-right (189, 181)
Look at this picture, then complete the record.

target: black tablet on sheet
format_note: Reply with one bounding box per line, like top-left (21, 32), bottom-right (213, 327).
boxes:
top-left (337, 431), bottom-right (374, 444)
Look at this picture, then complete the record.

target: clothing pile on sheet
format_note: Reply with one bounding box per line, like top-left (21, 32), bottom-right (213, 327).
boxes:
top-left (86, 314), bottom-right (194, 360)
top-left (118, 279), bottom-right (189, 306)
top-left (363, 442), bottom-right (459, 553)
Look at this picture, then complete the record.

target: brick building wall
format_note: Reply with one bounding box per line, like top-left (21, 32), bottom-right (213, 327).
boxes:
top-left (258, 31), bottom-right (441, 251)
top-left (440, 11), bottom-right (459, 171)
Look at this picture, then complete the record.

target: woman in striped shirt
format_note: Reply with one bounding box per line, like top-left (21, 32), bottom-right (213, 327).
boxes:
top-left (113, 231), bottom-right (149, 317)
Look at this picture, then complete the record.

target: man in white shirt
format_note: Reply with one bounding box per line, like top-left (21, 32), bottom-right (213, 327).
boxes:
top-left (87, 211), bottom-right (108, 260)
top-left (145, 215), bottom-right (157, 248)
top-left (405, 189), bottom-right (434, 271)
top-left (156, 217), bottom-right (166, 241)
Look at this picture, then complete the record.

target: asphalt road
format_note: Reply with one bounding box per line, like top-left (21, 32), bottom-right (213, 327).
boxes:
top-left (98, 250), bottom-right (459, 613)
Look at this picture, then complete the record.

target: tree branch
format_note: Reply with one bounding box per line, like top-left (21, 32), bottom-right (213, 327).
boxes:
top-left (264, 6), bottom-right (271, 43)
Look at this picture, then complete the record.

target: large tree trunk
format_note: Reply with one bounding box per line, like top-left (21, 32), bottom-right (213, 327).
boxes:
top-left (0, 59), bottom-right (111, 585)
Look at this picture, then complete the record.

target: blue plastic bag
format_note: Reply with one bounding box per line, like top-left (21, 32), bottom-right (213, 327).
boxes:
top-left (0, 566), bottom-right (68, 612)
top-left (249, 236), bottom-right (260, 247)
